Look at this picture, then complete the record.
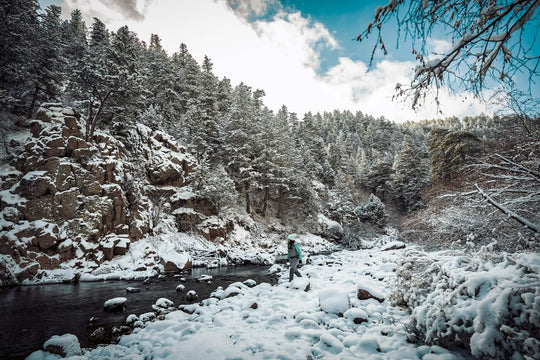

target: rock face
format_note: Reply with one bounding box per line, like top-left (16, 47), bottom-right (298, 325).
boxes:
top-left (0, 103), bottom-right (227, 285)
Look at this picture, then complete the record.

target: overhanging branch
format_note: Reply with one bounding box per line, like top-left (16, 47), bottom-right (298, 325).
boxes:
top-left (475, 183), bottom-right (540, 233)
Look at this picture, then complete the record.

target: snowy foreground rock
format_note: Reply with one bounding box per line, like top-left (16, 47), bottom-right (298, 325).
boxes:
top-left (28, 247), bottom-right (472, 360)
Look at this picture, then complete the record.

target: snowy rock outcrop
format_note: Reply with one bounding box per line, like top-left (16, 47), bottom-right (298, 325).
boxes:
top-left (0, 103), bottom-right (216, 285)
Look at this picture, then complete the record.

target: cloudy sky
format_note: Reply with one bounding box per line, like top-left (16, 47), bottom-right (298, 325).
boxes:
top-left (39, 0), bottom-right (515, 122)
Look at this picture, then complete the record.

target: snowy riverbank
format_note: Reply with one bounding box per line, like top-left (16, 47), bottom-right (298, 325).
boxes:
top-left (15, 232), bottom-right (339, 286)
top-left (26, 243), bottom-right (540, 360)
top-left (26, 246), bottom-right (457, 359)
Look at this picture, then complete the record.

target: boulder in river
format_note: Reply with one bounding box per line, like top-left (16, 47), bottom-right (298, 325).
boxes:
top-left (186, 290), bottom-right (198, 302)
top-left (103, 297), bottom-right (127, 312)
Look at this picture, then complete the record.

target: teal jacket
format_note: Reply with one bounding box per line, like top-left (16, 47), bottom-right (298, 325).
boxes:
top-left (287, 242), bottom-right (302, 261)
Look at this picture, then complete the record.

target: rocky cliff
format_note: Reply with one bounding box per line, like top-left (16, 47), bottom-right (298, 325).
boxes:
top-left (0, 104), bottom-right (233, 285)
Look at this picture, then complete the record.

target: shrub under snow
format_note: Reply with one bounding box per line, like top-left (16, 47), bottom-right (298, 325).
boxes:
top-left (392, 248), bottom-right (540, 359)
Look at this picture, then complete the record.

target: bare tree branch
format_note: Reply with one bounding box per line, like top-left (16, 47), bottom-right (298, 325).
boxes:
top-left (495, 153), bottom-right (540, 179)
top-left (475, 183), bottom-right (540, 232)
top-left (358, 0), bottom-right (540, 110)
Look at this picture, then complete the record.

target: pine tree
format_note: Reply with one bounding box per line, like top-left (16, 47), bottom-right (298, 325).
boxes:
top-left (223, 82), bottom-right (261, 214)
top-left (140, 34), bottom-right (179, 131)
top-left (429, 128), bottom-right (481, 183)
top-left (63, 10), bottom-right (88, 104)
top-left (393, 135), bottom-right (430, 211)
top-left (173, 44), bottom-right (202, 143)
top-left (71, 17), bottom-right (115, 140)
top-left (106, 25), bottom-right (144, 123)
top-left (193, 55), bottom-right (221, 160)
top-left (27, 5), bottom-right (66, 116)
top-left (0, 0), bottom-right (41, 114)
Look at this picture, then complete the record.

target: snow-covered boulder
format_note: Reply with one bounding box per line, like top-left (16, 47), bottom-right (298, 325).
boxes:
top-left (42, 334), bottom-right (82, 357)
top-left (160, 251), bottom-right (192, 273)
top-left (126, 314), bottom-right (138, 325)
top-left (103, 297), bottom-right (127, 312)
top-left (267, 264), bottom-right (282, 275)
top-left (197, 274), bottom-right (213, 282)
top-left (344, 308), bottom-right (369, 324)
top-left (317, 214), bottom-right (344, 240)
top-left (319, 287), bottom-right (349, 314)
top-left (153, 298), bottom-right (174, 309)
top-left (357, 282), bottom-right (385, 303)
top-left (152, 298), bottom-right (174, 314)
top-left (186, 290), bottom-right (198, 302)
top-left (381, 241), bottom-right (406, 251)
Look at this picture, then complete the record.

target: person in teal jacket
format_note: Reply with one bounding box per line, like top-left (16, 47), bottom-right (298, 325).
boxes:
top-left (287, 234), bottom-right (303, 281)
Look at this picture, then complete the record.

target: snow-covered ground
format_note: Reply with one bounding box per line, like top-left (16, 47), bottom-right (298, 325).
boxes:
top-left (25, 242), bottom-right (540, 360)
top-left (27, 246), bottom-right (470, 360)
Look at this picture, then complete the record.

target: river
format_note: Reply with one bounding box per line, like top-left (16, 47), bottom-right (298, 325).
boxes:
top-left (0, 265), bottom-right (276, 360)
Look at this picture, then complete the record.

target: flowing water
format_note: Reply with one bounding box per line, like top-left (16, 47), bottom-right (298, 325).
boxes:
top-left (0, 265), bottom-right (275, 360)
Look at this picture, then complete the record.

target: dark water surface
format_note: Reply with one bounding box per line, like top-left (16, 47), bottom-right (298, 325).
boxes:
top-left (0, 265), bottom-right (275, 360)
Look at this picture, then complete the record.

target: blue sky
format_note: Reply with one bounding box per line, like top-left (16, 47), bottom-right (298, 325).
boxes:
top-left (38, 0), bottom-right (538, 122)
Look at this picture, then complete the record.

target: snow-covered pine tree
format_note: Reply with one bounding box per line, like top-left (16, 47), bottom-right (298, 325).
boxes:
top-left (392, 134), bottom-right (430, 212)
top-left (173, 43), bottom-right (203, 144)
top-left (429, 128), bottom-right (481, 183)
top-left (106, 25), bottom-right (145, 124)
top-left (193, 55), bottom-right (221, 161)
top-left (0, 0), bottom-right (41, 114)
top-left (26, 5), bottom-right (66, 117)
top-left (223, 82), bottom-right (261, 214)
top-left (139, 34), bottom-right (179, 132)
top-left (63, 9), bottom-right (88, 105)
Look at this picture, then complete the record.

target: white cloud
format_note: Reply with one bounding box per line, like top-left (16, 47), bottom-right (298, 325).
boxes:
top-left (60, 0), bottom-right (491, 122)
top-left (427, 38), bottom-right (452, 55)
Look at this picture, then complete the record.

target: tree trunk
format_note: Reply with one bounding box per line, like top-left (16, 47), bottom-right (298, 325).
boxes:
top-left (85, 100), bottom-right (94, 142)
top-left (88, 90), bottom-right (112, 142)
top-left (277, 188), bottom-right (283, 221)
top-left (27, 84), bottom-right (39, 119)
top-left (261, 186), bottom-right (269, 217)
top-left (244, 182), bottom-right (251, 214)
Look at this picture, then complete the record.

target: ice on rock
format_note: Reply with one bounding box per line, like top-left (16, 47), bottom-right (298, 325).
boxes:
top-left (220, 282), bottom-right (246, 299)
top-left (319, 287), bottom-right (349, 314)
top-left (379, 262), bottom-right (398, 272)
top-left (139, 312), bottom-right (156, 322)
top-left (381, 241), bottom-right (406, 251)
top-left (299, 318), bottom-right (321, 330)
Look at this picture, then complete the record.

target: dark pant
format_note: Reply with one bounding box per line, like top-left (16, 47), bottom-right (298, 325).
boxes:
top-left (289, 258), bottom-right (302, 281)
